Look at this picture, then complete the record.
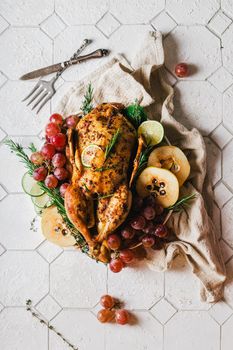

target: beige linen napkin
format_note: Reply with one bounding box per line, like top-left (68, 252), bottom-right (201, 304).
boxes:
top-left (56, 31), bottom-right (226, 302)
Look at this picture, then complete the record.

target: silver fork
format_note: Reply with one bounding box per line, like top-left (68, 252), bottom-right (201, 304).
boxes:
top-left (22, 39), bottom-right (90, 114)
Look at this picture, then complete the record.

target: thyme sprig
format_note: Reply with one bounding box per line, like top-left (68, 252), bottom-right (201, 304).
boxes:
top-left (104, 128), bottom-right (121, 160)
top-left (167, 193), bottom-right (196, 212)
top-left (81, 82), bottom-right (93, 115)
top-left (26, 300), bottom-right (78, 350)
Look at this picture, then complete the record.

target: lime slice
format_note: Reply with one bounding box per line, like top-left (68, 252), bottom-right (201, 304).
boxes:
top-left (32, 192), bottom-right (53, 209)
top-left (81, 144), bottom-right (104, 168)
top-left (21, 172), bottom-right (45, 197)
top-left (34, 204), bottom-right (43, 217)
top-left (138, 121), bottom-right (164, 146)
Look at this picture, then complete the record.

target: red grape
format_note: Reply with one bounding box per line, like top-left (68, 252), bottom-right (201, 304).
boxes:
top-left (132, 195), bottom-right (143, 212)
top-left (142, 234), bottom-right (155, 248)
top-left (66, 115), bottom-right (79, 128)
top-left (97, 309), bottom-right (115, 323)
top-left (44, 174), bottom-right (58, 189)
top-left (130, 215), bottom-right (146, 230)
top-left (49, 113), bottom-right (63, 125)
top-left (32, 167), bottom-right (47, 181)
top-left (45, 122), bottom-right (60, 137)
top-left (54, 167), bottom-right (68, 181)
top-left (100, 295), bottom-right (115, 309)
top-left (107, 234), bottom-right (121, 250)
top-left (121, 226), bottom-right (135, 240)
top-left (109, 258), bottom-right (124, 273)
top-left (175, 63), bottom-right (189, 78)
top-left (119, 249), bottom-right (134, 264)
top-left (52, 153), bottom-right (66, 168)
top-left (154, 224), bottom-right (168, 238)
top-left (115, 309), bottom-right (129, 325)
top-left (60, 183), bottom-right (69, 197)
top-left (155, 205), bottom-right (164, 215)
top-left (30, 152), bottom-right (44, 165)
top-left (51, 133), bottom-right (66, 149)
top-left (142, 221), bottom-right (155, 234)
top-left (145, 195), bottom-right (156, 207)
top-left (41, 143), bottom-right (56, 160)
top-left (143, 206), bottom-right (156, 220)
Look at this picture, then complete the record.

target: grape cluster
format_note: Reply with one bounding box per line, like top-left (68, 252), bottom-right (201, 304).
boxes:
top-left (30, 113), bottom-right (79, 197)
top-left (97, 294), bottom-right (130, 325)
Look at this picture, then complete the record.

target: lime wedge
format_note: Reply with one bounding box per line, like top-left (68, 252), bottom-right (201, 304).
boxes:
top-left (21, 172), bottom-right (44, 197)
top-left (138, 121), bottom-right (164, 146)
top-left (81, 144), bottom-right (104, 168)
top-left (32, 192), bottom-right (53, 209)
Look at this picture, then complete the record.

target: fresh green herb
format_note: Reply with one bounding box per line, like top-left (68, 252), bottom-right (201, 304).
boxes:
top-left (28, 143), bottom-right (37, 153)
top-left (134, 144), bottom-right (154, 179)
top-left (124, 99), bottom-right (147, 128)
top-left (94, 165), bottom-right (116, 172)
top-left (97, 193), bottom-right (114, 200)
top-left (104, 128), bottom-right (121, 159)
top-left (167, 193), bottom-right (196, 212)
top-left (81, 82), bottom-right (94, 115)
top-left (82, 183), bottom-right (90, 192)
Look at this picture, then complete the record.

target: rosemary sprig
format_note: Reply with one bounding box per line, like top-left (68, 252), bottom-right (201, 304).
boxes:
top-left (124, 99), bottom-right (147, 128)
top-left (167, 193), bottom-right (196, 212)
top-left (94, 165), bottom-right (116, 172)
top-left (104, 128), bottom-right (121, 159)
top-left (134, 144), bottom-right (154, 179)
top-left (81, 82), bottom-right (93, 115)
top-left (28, 142), bottom-right (37, 153)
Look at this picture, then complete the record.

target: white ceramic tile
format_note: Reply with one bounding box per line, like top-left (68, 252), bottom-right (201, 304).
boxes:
top-left (219, 240), bottom-right (233, 262)
top-left (223, 85), bottom-right (233, 133)
top-left (36, 295), bottom-right (62, 321)
top-left (41, 13), bottom-right (66, 39)
top-left (211, 124), bottom-right (233, 149)
top-left (222, 315), bottom-right (233, 350)
top-left (214, 182), bottom-right (232, 208)
top-left (108, 260), bottom-right (164, 309)
top-left (37, 240), bottom-right (63, 263)
top-left (50, 251), bottom-right (107, 307)
top-left (209, 300), bottom-right (233, 325)
top-left (151, 11), bottom-right (177, 35)
top-left (150, 298), bottom-right (177, 324)
top-left (0, 308), bottom-right (47, 350)
top-left (223, 140), bottom-right (233, 190)
top-left (96, 12), bottom-right (120, 37)
top-left (222, 24), bottom-right (233, 75)
top-left (110, 0), bottom-right (165, 24)
top-left (0, 15), bottom-right (9, 34)
top-left (0, 71), bottom-right (7, 88)
top-left (0, 302), bottom-right (3, 313)
top-left (224, 258), bottom-right (233, 307)
top-left (222, 0), bottom-right (233, 19)
top-left (204, 137), bottom-right (222, 186)
top-left (0, 243), bottom-right (5, 256)
top-left (0, 251), bottom-right (49, 306)
top-left (164, 311), bottom-right (220, 350)
top-left (222, 198), bottom-right (233, 248)
top-left (208, 67), bottom-right (233, 93)
top-left (0, 184), bottom-right (7, 201)
top-left (174, 81), bottom-right (222, 135)
top-left (164, 26), bottom-right (221, 80)
top-left (208, 10), bottom-right (232, 36)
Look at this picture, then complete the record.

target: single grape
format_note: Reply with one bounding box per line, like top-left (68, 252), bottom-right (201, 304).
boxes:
top-left (119, 249), bottom-right (135, 264)
top-left (143, 206), bottom-right (156, 220)
top-left (121, 226), bottom-right (135, 240)
top-left (44, 174), bottom-right (58, 189)
top-left (41, 143), bottom-right (56, 160)
top-left (115, 309), bottom-right (129, 325)
top-left (45, 122), bottom-right (60, 137)
top-left (60, 183), bottom-right (69, 197)
top-left (142, 234), bottom-right (155, 248)
top-left (155, 205), bottom-right (164, 216)
top-left (154, 224), bottom-right (168, 238)
top-left (66, 115), bottom-right (79, 128)
top-left (130, 215), bottom-right (146, 230)
top-left (32, 167), bottom-right (47, 181)
top-left (142, 221), bottom-right (155, 234)
top-left (97, 309), bottom-right (115, 323)
top-left (175, 63), bottom-right (189, 78)
top-left (49, 113), bottom-right (63, 125)
top-left (52, 153), bottom-right (66, 168)
top-left (144, 195), bottom-right (156, 207)
top-left (54, 167), bottom-right (68, 181)
top-left (132, 195), bottom-right (143, 212)
top-left (107, 234), bottom-right (121, 250)
top-left (100, 295), bottom-right (115, 309)
top-left (51, 133), bottom-right (67, 149)
top-left (109, 258), bottom-right (124, 273)
top-left (30, 152), bottom-right (44, 165)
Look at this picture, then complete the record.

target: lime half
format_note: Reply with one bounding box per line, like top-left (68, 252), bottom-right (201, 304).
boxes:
top-left (21, 172), bottom-right (45, 197)
top-left (32, 192), bottom-right (53, 209)
top-left (138, 121), bottom-right (164, 146)
top-left (81, 144), bottom-right (104, 168)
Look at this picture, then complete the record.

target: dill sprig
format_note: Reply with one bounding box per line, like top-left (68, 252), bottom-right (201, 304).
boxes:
top-left (167, 193), bottom-right (196, 212)
top-left (81, 83), bottom-right (94, 115)
top-left (104, 128), bottom-right (121, 159)
top-left (124, 99), bottom-right (147, 128)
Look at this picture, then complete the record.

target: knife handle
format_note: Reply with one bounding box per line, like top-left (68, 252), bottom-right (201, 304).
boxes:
top-left (62, 49), bottom-right (109, 68)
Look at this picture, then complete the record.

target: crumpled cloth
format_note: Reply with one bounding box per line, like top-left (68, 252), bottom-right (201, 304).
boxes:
top-left (56, 31), bottom-right (226, 302)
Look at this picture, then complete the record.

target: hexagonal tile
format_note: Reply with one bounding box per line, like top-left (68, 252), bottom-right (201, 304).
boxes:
top-left (0, 243), bottom-right (5, 256)
top-left (37, 240), bottom-right (63, 263)
top-left (36, 295), bottom-right (61, 321)
top-left (222, 198), bottom-right (233, 248)
top-left (0, 27), bottom-right (52, 80)
top-left (0, 308), bottom-right (47, 350)
top-left (105, 311), bottom-right (163, 350)
top-left (222, 24), bottom-right (233, 75)
top-left (224, 258), bottom-right (233, 307)
top-left (150, 298), bottom-right (177, 324)
top-left (0, 128), bottom-right (6, 143)
top-left (0, 0), bottom-right (53, 25)
top-left (49, 310), bottom-right (105, 350)
top-left (108, 260), bottom-right (164, 309)
top-left (151, 11), bottom-right (177, 36)
top-left (223, 140), bottom-right (233, 190)
top-left (208, 10), bottom-right (232, 36)
top-left (165, 255), bottom-right (209, 310)
top-left (223, 85), bottom-right (233, 133)
top-left (166, 0), bottom-right (220, 25)
top-left (41, 13), bottom-right (66, 39)
top-left (174, 81), bottom-right (222, 135)
top-left (50, 251), bottom-right (107, 307)
top-left (0, 15), bottom-right (9, 34)
top-left (54, 26), bottom-right (108, 82)
top-left (219, 240), bottom-right (233, 263)
top-left (164, 311), bottom-right (220, 350)
top-left (222, 314), bottom-right (233, 350)
top-left (0, 194), bottom-right (44, 249)
top-left (208, 67), bottom-right (233, 93)
top-left (210, 124), bottom-right (233, 149)
top-left (204, 137), bottom-right (221, 186)
top-left (222, 0), bottom-right (233, 19)
top-left (0, 184), bottom-right (7, 201)
top-left (164, 26), bottom-right (221, 80)
top-left (209, 300), bottom-right (232, 325)
top-left (96, 12), bottom-right (120, 38)
top-left (56, 0), bottom-right (108, 25)
top-left (110, 0), bottom-right (165, 24)
top-left (214, 182), bottom-right (232, 208)
top-left (0, 71), bottom-right (7, 89)
top-left (0, 251), bottom-right (49, 306)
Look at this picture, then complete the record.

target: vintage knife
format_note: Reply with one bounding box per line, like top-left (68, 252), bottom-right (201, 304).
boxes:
top-left (20, 49), bottom-right (109, 80)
